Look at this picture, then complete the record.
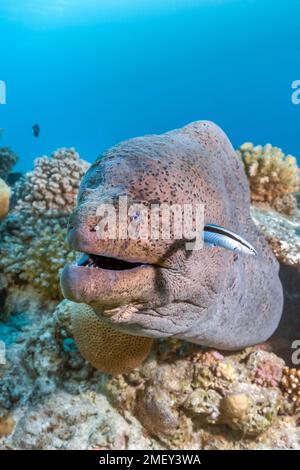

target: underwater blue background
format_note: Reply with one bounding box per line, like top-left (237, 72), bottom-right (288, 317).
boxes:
top-left (0, 0), bottom-right (299, 173)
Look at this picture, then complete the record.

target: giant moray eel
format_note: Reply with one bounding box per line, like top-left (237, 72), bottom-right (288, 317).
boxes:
top-left (60, 121), bottom-right (283, 374)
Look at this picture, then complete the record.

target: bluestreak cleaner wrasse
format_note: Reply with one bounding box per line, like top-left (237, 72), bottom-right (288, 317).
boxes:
top-left (204, 224), bottom-right (257, 256)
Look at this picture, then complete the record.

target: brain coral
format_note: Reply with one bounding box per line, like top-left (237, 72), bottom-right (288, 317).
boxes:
top-left (237, 142), bottom-right (300, 215)
top-left (0, 178), bottom-right (11, 220)
top-left (0, 147), bottom-right (19, 181)
top-left (58, 300), bottom-right (153, 374)
top-left (0, 148), bottom-right (89, 300)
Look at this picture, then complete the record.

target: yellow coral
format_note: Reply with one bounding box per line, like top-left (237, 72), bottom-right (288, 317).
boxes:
top-left (0, 415), bottom-right (14, 437)
top-left (237, 142), bottom-right (300, 215)
top-left (220, 393), bottom-right (250, 422)
top-left (281, 366), bottom-right (300, 412)
top-left (70, 301), bottom-right (153, 374)
top-left (0, 178), bottom-right (11, 220)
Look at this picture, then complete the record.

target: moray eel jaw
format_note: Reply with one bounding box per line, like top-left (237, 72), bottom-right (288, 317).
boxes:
top-left (61, 260), bottom-right (162, 309)
top-left (61, 222), bottom-right (173, 310)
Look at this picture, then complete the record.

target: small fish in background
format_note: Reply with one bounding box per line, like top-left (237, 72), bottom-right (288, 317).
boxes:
top-left (32, 124), bottom-right (40, 138)
top-left (0, 128), bottom-right (3, 140)
top-left (204, 223), bottom-right (257, 256)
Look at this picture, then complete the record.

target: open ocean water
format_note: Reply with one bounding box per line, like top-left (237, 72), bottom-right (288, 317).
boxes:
top-left (0, 0), bottom-right (300, 172)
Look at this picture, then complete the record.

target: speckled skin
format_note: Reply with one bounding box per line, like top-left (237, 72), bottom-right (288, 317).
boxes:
top-left (61, 121), bottom-right (283, 350)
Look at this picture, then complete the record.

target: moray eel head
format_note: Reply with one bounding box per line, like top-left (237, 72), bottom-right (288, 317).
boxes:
top-left (60, 121), bottom-right (283, 373)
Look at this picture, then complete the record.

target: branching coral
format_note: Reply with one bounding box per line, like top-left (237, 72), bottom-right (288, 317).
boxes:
top-left (0, 178), bottom-right (10, 221)
top-left (281, 367), bottom-right (300, 412)
top-left (15, 147), bottom-right (89, 216)
top-left (0, 147), bottom-right (18, 181)
top-left (0, 148), bottom-right (89, 300)
top-left (237, 142), bottom-right (300, 215)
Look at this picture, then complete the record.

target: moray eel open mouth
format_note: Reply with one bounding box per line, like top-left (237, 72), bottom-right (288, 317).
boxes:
top-left (60, 240), bottom-right (166, 311)
top-left (60, 120), bottom-right (283, 352)
top-left (78, 253), bottom-right (146, 271)
top-left (60, 219), bottom-right (172, 311)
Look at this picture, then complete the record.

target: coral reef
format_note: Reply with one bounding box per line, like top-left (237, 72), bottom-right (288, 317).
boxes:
top-left (0, 295), bottom-right (160, 450)
top-left (0, 135), bottom-right (299, 450)
top-left (0, 201), bottom-right (299, 450)
top-left (1, 291), bottom-right (299, 450)
top-left (0, 178), bottom-right (10, 221)
top-left (0, 147), bottom-right (18, 181)
top-left (0, 148), bottom-right (89, 300)
top-left (106, 347), bottom-right (284, 447)
top-left (237, 142), bottom-right (300, 215)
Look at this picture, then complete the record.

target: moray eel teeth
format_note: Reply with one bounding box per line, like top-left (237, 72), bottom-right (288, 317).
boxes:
top-left (78, 252), bottom-right (145, 270)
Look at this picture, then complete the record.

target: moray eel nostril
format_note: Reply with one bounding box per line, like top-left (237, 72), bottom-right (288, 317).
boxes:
top-left (61, 120), bottom-right (283, 374)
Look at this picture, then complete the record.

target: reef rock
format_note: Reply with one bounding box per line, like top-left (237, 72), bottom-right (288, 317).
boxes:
top-left (251, 205), bottom-right (300, 365)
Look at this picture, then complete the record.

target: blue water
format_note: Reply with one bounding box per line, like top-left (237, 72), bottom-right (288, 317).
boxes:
top-left (0, 0), bottom-right (299, 173)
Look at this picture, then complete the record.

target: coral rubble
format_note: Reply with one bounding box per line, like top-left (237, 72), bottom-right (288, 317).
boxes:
top-left (2, 292), bottom-right (299, 450)
top-left (106, 347), bottom-right (285, 447)
top-left (237, 142), bottom-right (300, 215)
